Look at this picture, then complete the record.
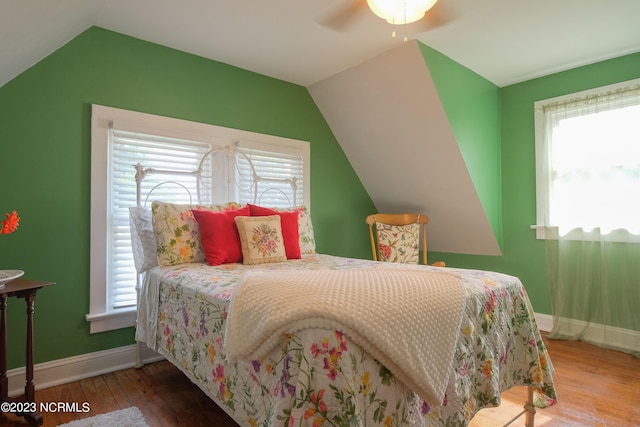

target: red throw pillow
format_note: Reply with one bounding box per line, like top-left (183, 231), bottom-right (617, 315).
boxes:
top-left (192, 205), bottom-right (250, 265)
top-left (248, 204), bottom-right (301, 259)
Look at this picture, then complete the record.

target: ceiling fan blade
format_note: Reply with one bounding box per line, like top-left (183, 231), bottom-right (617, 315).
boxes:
top-left (410, 1), bottom-right (459, 33)
top-left (317, 0), bottom-right (369, 32)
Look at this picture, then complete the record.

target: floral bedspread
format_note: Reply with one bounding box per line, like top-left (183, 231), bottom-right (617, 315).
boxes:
top-left (137, 254), bottom-right (557, 427)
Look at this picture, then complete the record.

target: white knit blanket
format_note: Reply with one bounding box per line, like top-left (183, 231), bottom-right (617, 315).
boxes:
top-left (224, 268), bottom-right (465, 406)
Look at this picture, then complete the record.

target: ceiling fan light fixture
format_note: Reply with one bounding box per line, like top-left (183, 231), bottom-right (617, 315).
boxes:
top-left (367, 0), bottom-right (438, 25)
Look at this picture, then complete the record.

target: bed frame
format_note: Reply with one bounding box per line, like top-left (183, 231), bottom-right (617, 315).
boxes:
top-left (130, 143), bottom-right (539, 427)
top-left (134, 142), bottom-right (300, 208)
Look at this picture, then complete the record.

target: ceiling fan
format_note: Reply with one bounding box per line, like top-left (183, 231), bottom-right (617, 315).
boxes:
top-left (318, 0), bottom-right (457, 34)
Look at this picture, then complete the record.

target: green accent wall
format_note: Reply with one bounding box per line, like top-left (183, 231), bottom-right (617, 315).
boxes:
top-left (418, 43), bottom-right (503, 249)
top-left (429, 51), bottom-right (640, 316)
top-left (0, 26), bottom-right (375, 369)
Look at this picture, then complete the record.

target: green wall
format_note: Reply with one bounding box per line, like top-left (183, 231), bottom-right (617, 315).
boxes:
top-left (430, 51), bottom-right (640, 315)
top-left (418, 43), bottom-right (503, 249)
top-left (0, 26), bottom-right (375, 369)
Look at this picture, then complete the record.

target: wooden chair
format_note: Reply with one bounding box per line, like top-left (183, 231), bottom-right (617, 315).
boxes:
top-left (366, 213), bottom-right (444, 266)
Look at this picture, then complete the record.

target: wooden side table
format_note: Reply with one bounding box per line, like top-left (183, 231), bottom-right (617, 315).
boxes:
top-left (0, 278), bottom-right (54, 426)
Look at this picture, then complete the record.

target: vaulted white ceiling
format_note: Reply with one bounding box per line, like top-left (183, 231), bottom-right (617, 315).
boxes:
top-left (2, 0), bottom-right (640, 89)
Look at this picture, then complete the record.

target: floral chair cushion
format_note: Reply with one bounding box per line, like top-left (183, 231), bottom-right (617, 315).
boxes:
top-left (235, 215), bottom-right (287, 265)
top-left (376, 222), bottom-right (420, 264)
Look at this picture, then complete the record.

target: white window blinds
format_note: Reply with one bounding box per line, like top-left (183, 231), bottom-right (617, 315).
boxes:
top-left (108, 128), bottom-right (211, 309)
top-left (90, 104), bottom-right (310, 333)
top-left (108, 131), bottom-right (306, 311)
top-left (235, 146), bottom-right (304, 208)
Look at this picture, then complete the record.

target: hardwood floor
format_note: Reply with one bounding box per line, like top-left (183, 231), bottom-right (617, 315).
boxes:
top-left (471, 336), bottom-right (640, 427)
top-left (1, 334), bottom-right (638, 426)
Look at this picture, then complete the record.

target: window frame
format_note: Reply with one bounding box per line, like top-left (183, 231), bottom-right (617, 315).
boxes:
top-left (88, 105), bottom-right (310, 333)
top-left (533, 78), bottom-right (640, 241)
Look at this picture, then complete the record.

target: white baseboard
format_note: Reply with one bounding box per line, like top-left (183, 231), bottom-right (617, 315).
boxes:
top-left (535, 313), bottom-right (554, 332)
top-left (550, 316), bottom-right (640, 354)
top-left (7, 343), bottom-right (163, 397)
top-left (535, 312), bottom-right (639, 354)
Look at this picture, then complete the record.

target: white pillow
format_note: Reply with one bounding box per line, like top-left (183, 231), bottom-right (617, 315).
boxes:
top-left (129, 206), bottom-right (158, 273)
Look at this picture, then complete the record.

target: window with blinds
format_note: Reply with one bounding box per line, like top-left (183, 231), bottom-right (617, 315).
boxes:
top-left (107, 131), bottom-right (306, 311)
top-left (109, 129), bottom-right (211, 309)
top-left (90, 105), bottom-right (310, 333)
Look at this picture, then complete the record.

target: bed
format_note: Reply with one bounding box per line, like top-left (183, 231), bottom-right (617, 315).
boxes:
top-left (130, 145), bottom-right (557, 427)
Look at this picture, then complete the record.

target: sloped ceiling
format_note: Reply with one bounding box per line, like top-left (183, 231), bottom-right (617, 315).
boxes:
top-left (2, 1), bottom-right (640, 89)
top-left (309, 41), bottom-right (501, 255)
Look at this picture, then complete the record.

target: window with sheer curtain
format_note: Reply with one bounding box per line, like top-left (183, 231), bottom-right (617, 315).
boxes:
top-left (534, 78), bottom-right (640, 239)
top-left (534, 80), bottom-right (640, 356)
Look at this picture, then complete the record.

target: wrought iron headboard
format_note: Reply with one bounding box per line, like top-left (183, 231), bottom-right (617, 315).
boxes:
top-left (134, 143), bottom-right (299, 208)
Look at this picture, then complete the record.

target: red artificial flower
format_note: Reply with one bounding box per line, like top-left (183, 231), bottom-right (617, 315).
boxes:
top-left (0, 211), bottom-right (19, 234)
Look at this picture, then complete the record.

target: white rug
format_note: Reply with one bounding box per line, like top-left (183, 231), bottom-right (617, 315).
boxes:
top-left (57, 406), bottom-right (148, 427)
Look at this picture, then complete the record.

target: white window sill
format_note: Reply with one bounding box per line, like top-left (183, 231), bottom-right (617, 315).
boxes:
top-left (530, 225), bottom-right (640, 243)
top-left (86, 308), bottom-right (136, 334)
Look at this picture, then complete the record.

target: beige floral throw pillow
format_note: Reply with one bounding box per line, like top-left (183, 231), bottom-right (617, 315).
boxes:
top-left (235, 215), bottom-right (287, 265)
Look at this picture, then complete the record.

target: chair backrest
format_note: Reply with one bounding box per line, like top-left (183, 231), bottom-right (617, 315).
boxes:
top-left (365, 213), bottom-right (429, 265)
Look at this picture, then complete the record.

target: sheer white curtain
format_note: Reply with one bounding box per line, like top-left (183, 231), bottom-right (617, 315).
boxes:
top-left (535, 81), bottom-right (640, 357)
